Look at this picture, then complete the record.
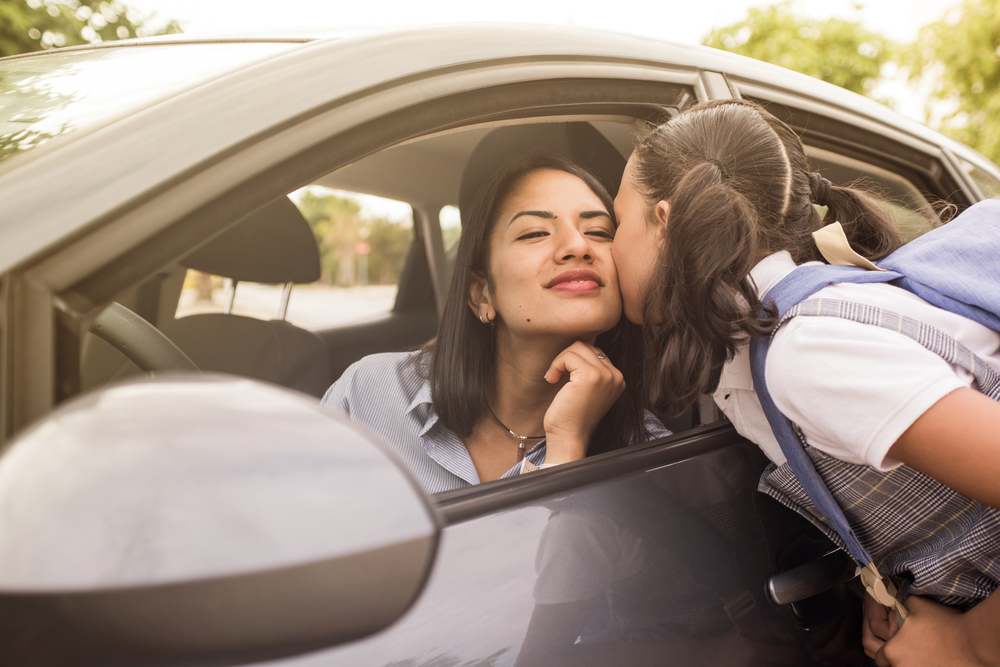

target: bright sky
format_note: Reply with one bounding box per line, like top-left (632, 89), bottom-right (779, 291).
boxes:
top-left (127, 0), bottom-right (956, 46)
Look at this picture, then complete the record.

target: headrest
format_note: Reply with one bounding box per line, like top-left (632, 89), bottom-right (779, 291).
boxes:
top-left (459, 122), bottom-right (627, 219)
top-left (181, 196), bottom-right (321, 284)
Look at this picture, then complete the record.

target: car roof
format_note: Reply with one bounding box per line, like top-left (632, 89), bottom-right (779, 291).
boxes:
top-left (0, 23), bottom-right (993, 277)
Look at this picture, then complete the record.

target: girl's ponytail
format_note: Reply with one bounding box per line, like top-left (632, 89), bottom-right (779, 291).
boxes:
top-left (645, 161), bottom-right (775, 411)
top-left (819, 183), bottom-right (901, 262)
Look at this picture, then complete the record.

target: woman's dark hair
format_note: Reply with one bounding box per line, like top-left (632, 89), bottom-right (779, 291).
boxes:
top-left (427, 152), bottom-right (647, 455)
top-left (631, 99), bottom-right (902, 410)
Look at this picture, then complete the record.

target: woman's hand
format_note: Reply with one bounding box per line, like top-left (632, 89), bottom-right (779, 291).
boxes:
top-left (542, 341), bottom-right (625, 464)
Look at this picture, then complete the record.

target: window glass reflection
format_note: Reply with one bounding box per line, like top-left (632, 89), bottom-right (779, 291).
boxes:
top-left (0, 43), bottom-right (294, 163)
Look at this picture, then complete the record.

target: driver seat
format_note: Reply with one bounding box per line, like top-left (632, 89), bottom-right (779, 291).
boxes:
top-left (163, 196), bottom-right (331, 397)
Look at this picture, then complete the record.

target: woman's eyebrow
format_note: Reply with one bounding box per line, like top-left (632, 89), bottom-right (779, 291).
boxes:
top-left (508, 210), bottom-right (554, 226)
top-left (580, 210), bottom-right (611, 219)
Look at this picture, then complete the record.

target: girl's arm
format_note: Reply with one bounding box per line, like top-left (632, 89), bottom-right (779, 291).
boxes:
top-left (888, 387), bottom-right (1000, 510)
top-left (873, 387), bottom-right (1000, 665)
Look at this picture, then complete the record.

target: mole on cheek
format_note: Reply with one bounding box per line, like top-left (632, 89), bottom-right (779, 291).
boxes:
top-left (527, 318), bottom-right (531, 322)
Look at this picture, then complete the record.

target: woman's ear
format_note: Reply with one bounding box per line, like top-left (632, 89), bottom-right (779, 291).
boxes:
top-left (468, 271), bottom-right (493, 322)
top-left (654, 200), bottom-right (670, 238)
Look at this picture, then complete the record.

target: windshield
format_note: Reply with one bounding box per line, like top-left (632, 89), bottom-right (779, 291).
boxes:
top-left (0, 43), bottom-right (297, 164)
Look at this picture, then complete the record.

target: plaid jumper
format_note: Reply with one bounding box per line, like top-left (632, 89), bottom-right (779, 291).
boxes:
top-left (758, 299), bottom-right (1000, 611)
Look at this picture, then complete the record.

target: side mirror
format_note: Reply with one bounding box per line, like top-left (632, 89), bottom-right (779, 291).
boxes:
top-left (0, 375), bottom-right (438, 666)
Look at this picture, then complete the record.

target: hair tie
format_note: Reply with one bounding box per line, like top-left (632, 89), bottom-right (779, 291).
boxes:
top-left (809, 172), bottom-right (831, 207)
top-left (707, 158), bottom-right (732, 180)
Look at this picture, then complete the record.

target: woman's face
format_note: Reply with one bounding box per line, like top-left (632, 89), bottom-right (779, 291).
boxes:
top-left (612, 155), bottom-right (665, 324)
top-left (474, 168), bottom-right (621, 342)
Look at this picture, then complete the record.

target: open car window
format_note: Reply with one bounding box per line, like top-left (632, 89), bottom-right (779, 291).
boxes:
top-left (174, 189), bottom-right (413, 331)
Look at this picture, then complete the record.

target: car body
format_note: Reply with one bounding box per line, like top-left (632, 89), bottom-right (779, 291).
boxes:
top-left (1, 24), bottom-right (998, 666)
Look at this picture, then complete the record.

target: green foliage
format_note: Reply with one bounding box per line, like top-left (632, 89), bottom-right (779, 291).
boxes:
top-left (0, 0), bottom-right (181, 58)
top-left (703, 2), bottom-right (894, 97)
top-left (904, 0), bottom-right (1000, 163)
top-left (296, 189), bottom-right (413, 287)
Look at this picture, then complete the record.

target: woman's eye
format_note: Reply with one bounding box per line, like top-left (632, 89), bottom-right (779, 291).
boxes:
top-left (586, 229), bottom-right (615, 239)
top-left (516, 231), bottom-right (549, 240)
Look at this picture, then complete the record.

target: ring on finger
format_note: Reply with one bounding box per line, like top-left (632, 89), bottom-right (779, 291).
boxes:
top-left (596, 351), bottom-right (607, 360)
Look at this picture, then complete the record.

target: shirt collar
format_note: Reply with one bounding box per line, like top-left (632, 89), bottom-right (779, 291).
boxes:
top-left (403, 372), bottom-right (548, 484)
top-left (405, 380), bottom-right (437, 437)
top-left (748, 250), bottom-right (801, 299)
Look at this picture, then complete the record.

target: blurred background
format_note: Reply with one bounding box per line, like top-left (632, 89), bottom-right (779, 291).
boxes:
top-left (2, 0), bottom-right (994, 326)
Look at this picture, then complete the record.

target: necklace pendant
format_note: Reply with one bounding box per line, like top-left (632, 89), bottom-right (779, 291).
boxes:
top-left (518, 438), bottom-right (526, 450)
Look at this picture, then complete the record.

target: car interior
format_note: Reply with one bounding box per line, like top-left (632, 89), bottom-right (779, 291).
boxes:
top-left (78, 105), bottom-right (946, 440)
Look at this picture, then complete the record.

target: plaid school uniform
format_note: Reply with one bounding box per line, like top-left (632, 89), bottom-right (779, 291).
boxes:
top-left (757, 298), bottom-right (1000, 610)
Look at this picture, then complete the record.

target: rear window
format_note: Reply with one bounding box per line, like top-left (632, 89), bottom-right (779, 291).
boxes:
top-left (0, 42), bottom-right (296, 164)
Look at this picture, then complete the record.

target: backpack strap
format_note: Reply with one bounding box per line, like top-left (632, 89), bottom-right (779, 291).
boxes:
top-left (749, 265), bottom-right (907, 623)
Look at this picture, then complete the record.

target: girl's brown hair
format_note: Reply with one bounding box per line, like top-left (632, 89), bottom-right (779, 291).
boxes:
top-left (631, 99), bottom-right (902, 410)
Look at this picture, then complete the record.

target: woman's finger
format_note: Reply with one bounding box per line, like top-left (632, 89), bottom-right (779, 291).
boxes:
top-left (545, 346), bottom-right (615, 384)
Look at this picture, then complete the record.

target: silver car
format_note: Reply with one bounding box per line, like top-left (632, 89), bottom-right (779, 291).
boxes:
top-left (0, 24), bottom-right (997, 666)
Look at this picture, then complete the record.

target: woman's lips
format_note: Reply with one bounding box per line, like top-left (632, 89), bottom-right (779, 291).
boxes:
top-left (546, 269), bottom-right (603, 293)
top-left (549, 280), bottom-right (600, 293)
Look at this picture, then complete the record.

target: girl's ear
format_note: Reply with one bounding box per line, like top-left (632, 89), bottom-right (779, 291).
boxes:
top-left (467, 271), bottom-right (493, 322)
top-left (654, 200), bottom-right (670, 238)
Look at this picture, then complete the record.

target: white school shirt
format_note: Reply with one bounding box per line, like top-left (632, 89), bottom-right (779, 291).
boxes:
top-left (714, 251), bottom-right (1000, 471)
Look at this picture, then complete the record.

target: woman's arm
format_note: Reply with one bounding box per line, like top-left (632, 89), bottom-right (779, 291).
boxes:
top-left (888, 387), bottom-right (1000, 510)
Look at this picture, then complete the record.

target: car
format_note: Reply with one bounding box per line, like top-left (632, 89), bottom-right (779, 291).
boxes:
top-left (1, 23), bottom-right (998, 667)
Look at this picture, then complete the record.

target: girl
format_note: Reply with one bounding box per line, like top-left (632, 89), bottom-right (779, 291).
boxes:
top-left (611, 99), bottom-right (1000, 667)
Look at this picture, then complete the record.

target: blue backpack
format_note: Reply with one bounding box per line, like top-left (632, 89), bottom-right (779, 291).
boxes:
top-left (748, 199), bottom-right (1000, 621)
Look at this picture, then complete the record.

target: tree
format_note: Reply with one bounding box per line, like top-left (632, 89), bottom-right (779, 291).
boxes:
top-left (0, 0), bottom-right (180, 58)
top-left (905, 0), bottom-right (1000, 164)
top-left (296, 189), bottom-right (413, 287)
top-left (702, 2), bottom-right (894, 98)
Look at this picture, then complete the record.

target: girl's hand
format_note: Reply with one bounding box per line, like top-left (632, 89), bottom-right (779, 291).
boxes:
top-left (542, 341), bottom-right (625, 464)
top-left (863, 589), bottom-right (900, 658)
top-left (873, 595), bottom-right (999, 667)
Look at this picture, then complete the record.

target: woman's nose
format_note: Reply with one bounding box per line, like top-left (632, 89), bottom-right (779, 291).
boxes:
top-left (557, 227), bottom-right (593, 261)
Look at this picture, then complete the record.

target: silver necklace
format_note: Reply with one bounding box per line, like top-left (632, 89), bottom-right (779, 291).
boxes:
top-left (485, 401), bottom-right (544, 461)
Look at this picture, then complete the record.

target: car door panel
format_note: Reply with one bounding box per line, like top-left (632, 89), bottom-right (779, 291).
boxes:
top-left (266, 437), bottom-right (843, 667)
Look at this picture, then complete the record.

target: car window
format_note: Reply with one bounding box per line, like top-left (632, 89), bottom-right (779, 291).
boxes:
top-left (803, 145), bottom-right (939, 242)
top-left (958, 157), bottom-right (1000, 200)
top-left (174, 188), bottom-right (413, 331)
top-left (0, 43), bottom-right (296, 165)
top-left (439, 205), bottom-right (462, 253)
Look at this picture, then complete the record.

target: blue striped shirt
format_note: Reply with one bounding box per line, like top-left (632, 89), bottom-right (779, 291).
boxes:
top-left (322, 350), bottom-right (669, 494)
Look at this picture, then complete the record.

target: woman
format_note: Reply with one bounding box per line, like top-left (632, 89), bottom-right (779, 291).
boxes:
top-left (611, 99), bottom-right (1000, 666)
top-left (323, 153), bottom-right (663, 494)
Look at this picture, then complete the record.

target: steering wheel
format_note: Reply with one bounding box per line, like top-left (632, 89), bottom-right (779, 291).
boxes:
top-left (90, 302), bottom-right (199, 373)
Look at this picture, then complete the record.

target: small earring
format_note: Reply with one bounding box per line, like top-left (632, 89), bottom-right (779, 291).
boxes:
top-left (480, 313), bottom-right (487, 324)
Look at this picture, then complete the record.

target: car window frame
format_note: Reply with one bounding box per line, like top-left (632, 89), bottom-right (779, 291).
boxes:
top-left (732, 82), bottom-right (977, 208)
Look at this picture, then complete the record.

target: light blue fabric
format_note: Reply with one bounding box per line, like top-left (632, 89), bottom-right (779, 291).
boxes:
top-left (323, 350), bottom-right (668, 495)
top-left (881, 199), bottom-right (1000, 332)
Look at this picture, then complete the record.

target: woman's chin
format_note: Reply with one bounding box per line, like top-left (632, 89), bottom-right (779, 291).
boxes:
top-left (514, 317), bottom-right (620, 341)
